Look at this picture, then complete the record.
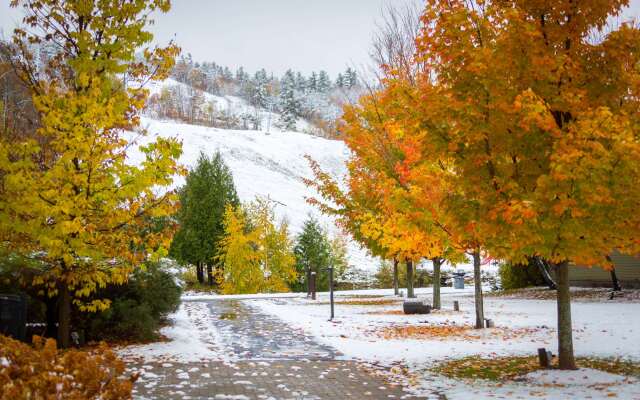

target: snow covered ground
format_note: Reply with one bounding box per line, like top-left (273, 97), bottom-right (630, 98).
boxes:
top-left (250, 289), bottom-right (640, 399)
top-left (119, 301), bottom-right (224, 364)
top-left (121, 286), bottom-right (640, 399)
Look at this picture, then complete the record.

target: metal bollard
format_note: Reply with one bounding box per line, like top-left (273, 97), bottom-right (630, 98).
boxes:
top-left (310, 272), bottom-right (317, 300)
top-left (538, 348), bottom-right (552, 368)
top-left (328, 267), bottom-right (334, 320)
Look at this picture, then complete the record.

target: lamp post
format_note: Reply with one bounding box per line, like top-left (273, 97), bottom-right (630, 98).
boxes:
top-left (305, 261), bottom-right (311, 298)
top-left (328, 266), bottom-right (334, 320)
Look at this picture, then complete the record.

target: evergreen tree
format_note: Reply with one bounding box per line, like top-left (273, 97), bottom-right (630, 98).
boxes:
top-left (335, 73), bottom-right (345, 88)
top-left (222, 66), bottom-right (233, 81)
top-left (170, 152), bottom-right (239, 286)
top-left (293, 217), bottom-right (332, 292)
top-left (308, 72), bottom-right (318, 92)
top-left (236, 67), bottom-right (247, 83)
top-left (317, 70), bottom-right (331, 93)
top-left (344, 68), bottom-right (357, 88)
top-left (279, 69), bottom-right (299, 131)
top-left (295, 71), bottom-right (307, 93)
top-left (252, 69), bottom-right (269, 109)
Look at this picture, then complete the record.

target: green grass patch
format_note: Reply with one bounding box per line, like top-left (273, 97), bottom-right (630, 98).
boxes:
top-left (434, 356), bottom-right (640, 381)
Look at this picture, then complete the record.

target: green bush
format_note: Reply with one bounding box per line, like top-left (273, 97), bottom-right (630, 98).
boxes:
top-left (82, 261), bottom-right (182, 342)
top-left (498, 261), bottom-right (545, 290)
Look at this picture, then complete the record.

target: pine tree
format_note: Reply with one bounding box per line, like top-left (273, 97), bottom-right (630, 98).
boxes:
top-left (170, 152), bottom-right (239, 286)
top-left (293, 217), bottom-right (332, 292)
top-left (236, 67), bottom-right (247, 83)
top-left (344, 68), bottom-right (357, 88)
top-left (308, 72), bottom-right (318, 92)
top-left (279, 69), bottom-right (299, 131)
top-left (335, 73), bottom-right (345, 88)
top-left (317, 71), bottom-right (331, 93)
top-left (252, 69), bottom-right (269, 109)
top-left (295, 71), bottom-right (307, 93)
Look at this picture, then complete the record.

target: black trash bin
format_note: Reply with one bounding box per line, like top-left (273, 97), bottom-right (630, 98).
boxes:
top-left (0, 294), bottom-right (27, 341)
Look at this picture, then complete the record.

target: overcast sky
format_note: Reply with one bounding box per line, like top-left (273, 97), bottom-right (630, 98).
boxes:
top-left (1, 0), bottom-right (639, 76)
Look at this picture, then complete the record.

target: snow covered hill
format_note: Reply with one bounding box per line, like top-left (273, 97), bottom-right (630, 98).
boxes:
top-left (130, 117), bottom-right (378, 273)
top-left (144, 78), bottom-right (314, 134)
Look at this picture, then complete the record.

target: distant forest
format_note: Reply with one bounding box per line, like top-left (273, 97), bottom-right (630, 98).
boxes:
top-left (146, 54), bottom-right (365, 137)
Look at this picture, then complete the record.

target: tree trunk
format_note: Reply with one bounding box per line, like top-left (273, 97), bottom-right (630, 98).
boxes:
top-left (406, 259), bottom-right (415, 298)
top-left (45, 296), bottom-right (58, 339)
top-left (555, 261), bottom-right (577, 369)
top-left (393, 258), bottom-right (399, 296)
top-left (611, 268), bottom-right (621, 292)
top-left (57, 283), bottom-right (71, 348)
top-left (473, 249), bottom-right (485, 329)
top-left (532, 256), bottom-right (557, 290)
top-left (432, 257), bottom-right (442, 309)
top-left (606, 256), bottom-right (622, 292)
top-left (207, 264), bottom-right (214, 286)
top-left (196, 262), bottom-right (204, 284)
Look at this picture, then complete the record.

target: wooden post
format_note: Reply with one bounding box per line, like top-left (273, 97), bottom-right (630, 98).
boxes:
top-left (393, 258), bottom-right (399, 296)
top-left (453, 300), bottom-right (460, 311)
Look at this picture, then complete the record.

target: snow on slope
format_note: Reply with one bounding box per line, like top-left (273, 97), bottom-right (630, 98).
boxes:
top-left (145, 78), bottom-right (313, 133)
top-left (130, 116), bottom-right (378, 272)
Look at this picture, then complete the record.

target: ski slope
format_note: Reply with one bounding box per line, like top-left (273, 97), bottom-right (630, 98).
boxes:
top-left (130, 117), bottom-right (378, 272)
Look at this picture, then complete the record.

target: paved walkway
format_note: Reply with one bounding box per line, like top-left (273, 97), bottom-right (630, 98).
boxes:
top-left (129, 299), bottom-right (433, 400)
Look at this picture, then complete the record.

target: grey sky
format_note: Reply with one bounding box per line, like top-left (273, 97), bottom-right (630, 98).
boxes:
top-left (2, 0), bottom-right (639, 76)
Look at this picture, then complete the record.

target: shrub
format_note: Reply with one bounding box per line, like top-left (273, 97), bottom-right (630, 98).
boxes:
top-left (498, 261), bottom-right (545, 290)
top-left (82, 261), bottom-right (182, 342)
top-left (0, 335), bottom-right (134, 400)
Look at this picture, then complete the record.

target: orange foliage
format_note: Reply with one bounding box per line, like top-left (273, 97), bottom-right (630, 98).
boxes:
top-left (0, 335), bottom-right (135, 400)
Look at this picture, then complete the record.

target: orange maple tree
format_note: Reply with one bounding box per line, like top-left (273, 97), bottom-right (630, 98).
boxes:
top-left (399, 0), bottom-right (640, 369)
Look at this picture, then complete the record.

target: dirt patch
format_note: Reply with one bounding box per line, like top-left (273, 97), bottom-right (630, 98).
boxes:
top-left (376, 324), bottom-right (551, 341)
top-left (380, 324), bottom-right (473, 340)
top-left (434, 355), bottom-right (640, 381)
top-left (489, 288), bottom-right (640, 302)
top-left (368, 310), bottom-right (407, 316)
top-left (317, 298), bottom-right (401, 306)
top-left (367, 309), bottom-right (461, 316)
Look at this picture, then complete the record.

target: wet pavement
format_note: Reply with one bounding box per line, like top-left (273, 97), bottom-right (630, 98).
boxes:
top-left (203, 299), bottom-right (338, 361)
top-left (129, 299), bottom-right (429, 400)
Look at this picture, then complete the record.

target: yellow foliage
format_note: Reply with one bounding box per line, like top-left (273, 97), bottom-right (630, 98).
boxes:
top-left (0, 0), bottom-right (184, 335)
top-left (216, 198), bottom-right (297, 294)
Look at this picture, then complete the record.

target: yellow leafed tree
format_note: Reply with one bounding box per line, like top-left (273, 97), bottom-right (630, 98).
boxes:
top-left (217, 199), bottom-right (297, 294)
top-left (0, 0), bottom-right (183, 347)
